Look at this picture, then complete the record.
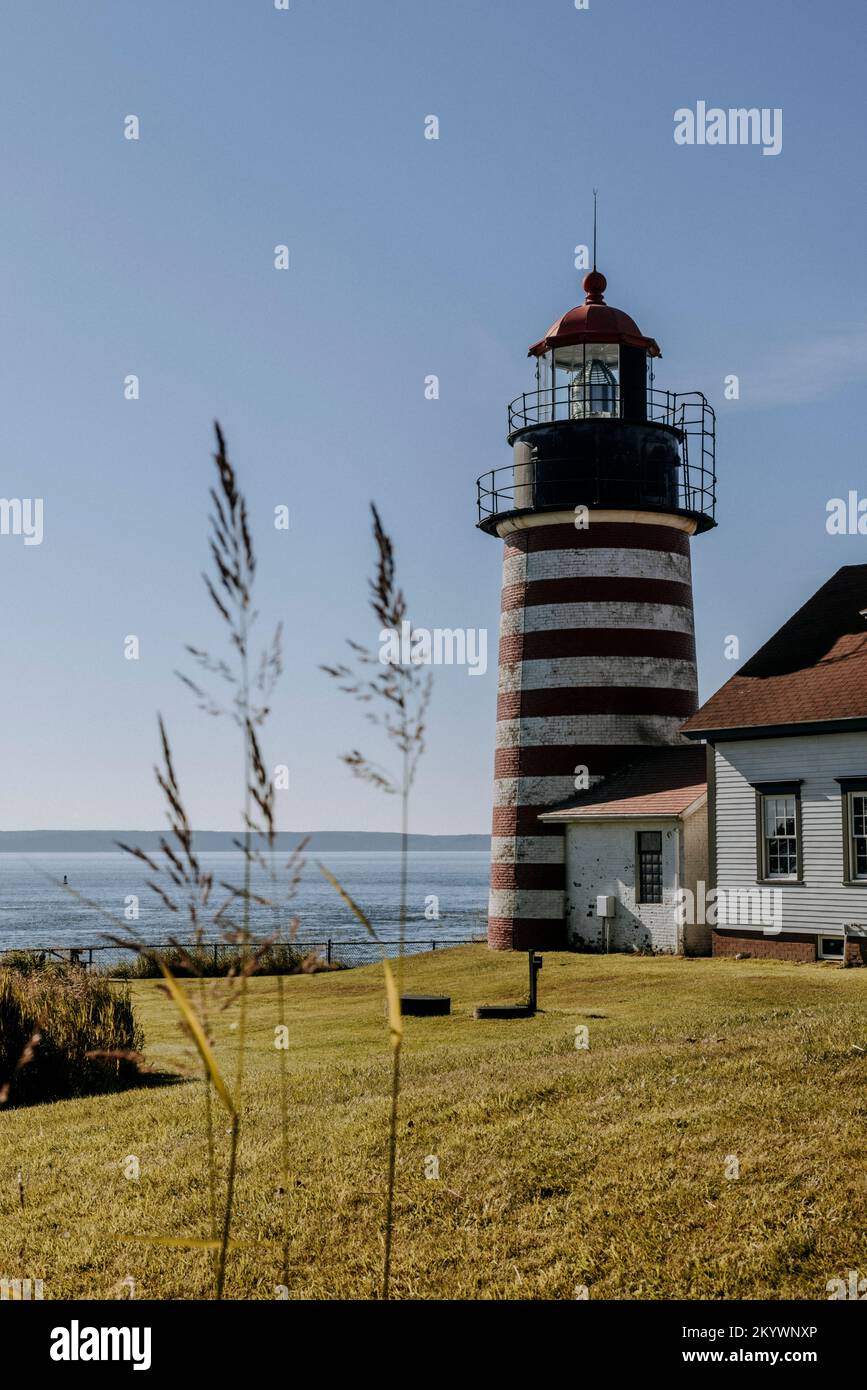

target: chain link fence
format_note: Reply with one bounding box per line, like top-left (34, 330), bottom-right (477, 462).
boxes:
top-left (1, 935), bottom-right (486, 974)
top-left (296, 937), bottom-right (484, 968)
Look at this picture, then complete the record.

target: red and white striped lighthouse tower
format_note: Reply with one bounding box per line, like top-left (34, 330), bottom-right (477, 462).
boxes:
top-left (477, 267), bottom-right (716, 951)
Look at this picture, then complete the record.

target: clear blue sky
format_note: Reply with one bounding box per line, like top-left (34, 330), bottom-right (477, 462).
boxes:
top-left (1, 0), bottom-right (865, 834)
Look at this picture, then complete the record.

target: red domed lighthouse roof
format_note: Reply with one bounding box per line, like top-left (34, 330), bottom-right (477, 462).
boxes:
top-left (528, 270), bottom-right (661, 358)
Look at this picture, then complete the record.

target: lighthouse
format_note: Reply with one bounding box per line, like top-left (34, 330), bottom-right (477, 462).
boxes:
top-left (477, 267), bottom-right (716, 952)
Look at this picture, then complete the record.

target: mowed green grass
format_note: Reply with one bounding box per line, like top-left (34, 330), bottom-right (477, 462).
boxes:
top-left (1, 947), bottom-right (865, 1300)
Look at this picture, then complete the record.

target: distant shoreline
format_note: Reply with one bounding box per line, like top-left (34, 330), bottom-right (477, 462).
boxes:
top-left (0, 830), bottom-right (490, 853)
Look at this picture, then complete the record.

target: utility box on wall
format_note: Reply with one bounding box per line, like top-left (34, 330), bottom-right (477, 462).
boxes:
top-left (596, 895), bottom-right (616, 918)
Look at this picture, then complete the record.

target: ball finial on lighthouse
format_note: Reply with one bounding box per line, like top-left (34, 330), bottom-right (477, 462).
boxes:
top-left (582, 269), bottom-right (607, 303)
top-left (475, 265), bottom-right (717, 953)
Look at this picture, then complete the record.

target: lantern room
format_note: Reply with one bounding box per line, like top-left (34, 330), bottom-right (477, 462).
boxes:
top-left (527, 269), bottom-right (660, 424)
top-left (476, 269), bottom-right (716, 535)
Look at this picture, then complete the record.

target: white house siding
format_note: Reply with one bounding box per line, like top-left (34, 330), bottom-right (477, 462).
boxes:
top-left (714, 731), bottom-right (867, 936)
top-left (564, 819), bottom-right (681, 954)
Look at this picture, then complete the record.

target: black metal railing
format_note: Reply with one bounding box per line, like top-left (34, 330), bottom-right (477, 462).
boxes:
top-left (477, 454), bottom-right (716, 530)
top-left (476, 385), bottom-right (716, 529)
top-left (507, 384), bottom-right (709, 434)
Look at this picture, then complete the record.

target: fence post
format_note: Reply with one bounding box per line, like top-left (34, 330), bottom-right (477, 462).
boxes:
top-left (327, 939), bottom-right (332, 965)
top-left (213, 943), bottom-right (218, 970)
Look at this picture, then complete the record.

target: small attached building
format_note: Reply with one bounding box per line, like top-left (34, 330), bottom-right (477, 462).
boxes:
top-left (681, 565), bottom-right (867, 965)
top-left (539, 745), bottom-right (710, 955)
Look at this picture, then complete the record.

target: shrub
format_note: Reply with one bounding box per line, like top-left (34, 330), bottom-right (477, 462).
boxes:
top-left (0, 949), bottom-right (54, 975)
top-left (106, 942), bottom-right (308, 979)
top-left (0, 965), bottom-right (143, 1106)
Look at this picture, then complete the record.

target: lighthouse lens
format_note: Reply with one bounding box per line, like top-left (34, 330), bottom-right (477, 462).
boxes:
top-left (558, 342), bottom-right (620, 420)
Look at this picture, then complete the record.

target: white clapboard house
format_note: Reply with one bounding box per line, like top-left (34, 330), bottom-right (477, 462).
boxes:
top-left (545, 564), bottom-right (867, 962)
top-left (680, 565), bottom-right (867, 964)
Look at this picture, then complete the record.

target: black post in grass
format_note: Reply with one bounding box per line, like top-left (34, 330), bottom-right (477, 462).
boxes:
top-left (474, 952), bottom-right (542, 1020)
top-left (528, 952), bottom-right (543, 1013)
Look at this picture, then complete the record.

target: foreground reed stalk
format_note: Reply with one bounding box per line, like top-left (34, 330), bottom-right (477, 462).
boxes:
top-left (383, 742), bottom-right (411, 1297)
top-left (321, 505), bottom-right (431, 1299)
top-left (102, 423), bottom-right (300, 1296)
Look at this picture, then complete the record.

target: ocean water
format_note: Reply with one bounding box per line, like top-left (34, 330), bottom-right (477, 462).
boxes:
top-left (0, 851), bottom-right (489, 961)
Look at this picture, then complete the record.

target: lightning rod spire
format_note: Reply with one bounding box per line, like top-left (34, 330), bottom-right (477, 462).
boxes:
top-left (592, 188), bottom-right (598, 271)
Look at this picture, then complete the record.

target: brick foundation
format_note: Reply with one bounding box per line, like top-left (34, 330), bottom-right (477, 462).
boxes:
top-left (713, 931), bottom-right (867, 965)
top-left (713, 931), bottom-right (816, 962)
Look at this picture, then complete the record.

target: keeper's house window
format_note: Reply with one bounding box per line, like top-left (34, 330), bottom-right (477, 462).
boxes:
top-left (837, 778), bottom-right (867, 884)
top-left (818, 936), bottom-right (845, 960)
top-left (754, 782), bottom-right (803, 882)
top-left (636, 831), bottom-right (663, 904)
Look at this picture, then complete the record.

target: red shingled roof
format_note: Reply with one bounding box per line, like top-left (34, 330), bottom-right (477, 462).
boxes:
top-left (538, 745), bottom-right (707, 821)
top-left (682, 565), bottom-right (867, 737)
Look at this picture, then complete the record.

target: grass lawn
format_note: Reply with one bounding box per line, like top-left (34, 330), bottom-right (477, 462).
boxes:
top-left (1, 946), bottom-right (865, 1300)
